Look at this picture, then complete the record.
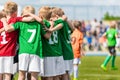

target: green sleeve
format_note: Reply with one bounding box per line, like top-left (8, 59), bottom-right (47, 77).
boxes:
top-left (40, 24), bottom-right (47, 36)
top-left (12, 22), bottom-right (21, 30)
top-left (54, 19), bottom-right (64, 26)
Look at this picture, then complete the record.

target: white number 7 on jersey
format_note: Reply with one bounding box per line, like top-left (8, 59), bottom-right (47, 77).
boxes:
top-left (27, 29), bottom-right (36, 43)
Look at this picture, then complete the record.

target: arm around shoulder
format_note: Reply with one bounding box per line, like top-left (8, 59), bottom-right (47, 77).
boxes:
top-left (1, 18), bottom-right (15, 32)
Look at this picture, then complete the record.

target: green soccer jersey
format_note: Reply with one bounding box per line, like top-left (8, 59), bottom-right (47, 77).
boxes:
top-left (56, 19), bottom-right (74, 60)
top-left (13, 21), bottom-right (43, 58)
top-left (106, 28), bottom-right (117, 46)
top-left (41, 20), bottom-right (63, 57)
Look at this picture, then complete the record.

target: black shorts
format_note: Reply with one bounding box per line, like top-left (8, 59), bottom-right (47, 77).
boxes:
top-left (14, 50), bottom-right (19, 63)
top-left (108, 46), bottom-right (116, 54)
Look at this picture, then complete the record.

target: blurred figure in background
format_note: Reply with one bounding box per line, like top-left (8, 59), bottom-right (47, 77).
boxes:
top-left (101, 21), bottom-right (118, 71)
top-left (116, 21), bottom-right (120, 50)
top-left (85, 31), bottom-right (93, 51)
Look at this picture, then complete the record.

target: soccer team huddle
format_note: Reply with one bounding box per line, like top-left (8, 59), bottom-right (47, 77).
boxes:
top-left (0, 1), bottom-right (84, 80)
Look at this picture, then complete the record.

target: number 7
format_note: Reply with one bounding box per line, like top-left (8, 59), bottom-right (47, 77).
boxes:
top-left (27, 29), bottom-right (36, 43)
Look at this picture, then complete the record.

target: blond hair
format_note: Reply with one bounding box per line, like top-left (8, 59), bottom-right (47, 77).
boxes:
top-left (51, 7), bottom-right (64, 17)
top-left (38, 6), bottom-right (51, 20)
top-left (21, 5), bottom-right (35, 16)
top-left (4, 1), bottom-right (17, 15)
top-left (73, 20), bottom-right (82, 29)
top-left (109, 21), bottom-right (116, 29)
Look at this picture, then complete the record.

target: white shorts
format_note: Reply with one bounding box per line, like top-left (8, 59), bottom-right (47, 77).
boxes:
top-left (40, 58), bottom-right (44, 75)
top-left (13, 63), bottom-right (18, 74)
top-left (19, 54), bottom-right (41, 73)
top-left (73, 58), bottom-right (81, 64)
top-left (64, 60), bottom-right (73, 72)
top-left (0, 56), bottom-right (14, 74)
top-left (116, 38), bottom-right (120, 47)
top-left (41, 56), bottom-right (65, 77)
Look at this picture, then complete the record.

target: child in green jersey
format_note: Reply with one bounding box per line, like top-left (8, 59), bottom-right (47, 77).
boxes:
top-left (101, 21), bottom-right (118, 71)
top-left (38, 6), bottom-right (65, 80)
top-left (2, 5), bottom-right (51, 80)
top-left (49, 7), bottom-right (74, 80)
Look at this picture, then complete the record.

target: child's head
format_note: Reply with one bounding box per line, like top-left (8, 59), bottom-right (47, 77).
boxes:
top-left (0, 10), bottom-right (6, 19)
top-left (38, 6), bottom-right (51, 20)
top-left (21, 5), bottom-right (35, 17)
top-left (4, 1), bottom-right (18, 17)
top-left (110, 21), bottom-right (116, 29)
top-left (73, 20), bottom-right (82, 30)
top-left (51, 7), bottom-right (64, 18)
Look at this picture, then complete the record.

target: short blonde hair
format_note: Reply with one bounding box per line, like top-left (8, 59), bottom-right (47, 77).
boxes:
top-left (38, 6), bottom-right (51, 20)
top-left (4, 1), bottom-right (18, 15)
top-left (21, 5), bottom-right (35, 16)
top-left (73, 20), bottom-right (82, 29)
top-left (110, 21), bottom-right (116, 29)
top-left (51, 7), bottom-right (64, 17)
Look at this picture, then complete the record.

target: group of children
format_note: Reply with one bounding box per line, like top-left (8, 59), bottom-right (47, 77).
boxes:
top-left (0, 1), bottom-right (119, 80)
top-left (0, 1), bottom-right (84, 80)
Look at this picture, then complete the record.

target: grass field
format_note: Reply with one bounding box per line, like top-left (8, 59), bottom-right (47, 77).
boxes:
top-left (14, 56), bottom-right (120, 80)
top-left (76, 56), bottom-right (120, 80)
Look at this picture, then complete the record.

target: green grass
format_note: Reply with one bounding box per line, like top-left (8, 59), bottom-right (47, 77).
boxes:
top-left (14, 56), bottom-right (120, 80)
top-left (76, 56), bottom-right (120, 80)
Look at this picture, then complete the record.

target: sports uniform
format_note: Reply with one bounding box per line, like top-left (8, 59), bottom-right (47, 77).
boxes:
top-left (41, 20), bottom-right (65, 77)
top-left (57, 19), bottom-right (74, 73)
top-left (13, 21), bottom-right (43, 72)
top-left (71, 28), bottom-right (83, 64)
top-left (71, 26), bottom-right (84, 80)
top-left (0, 17), bottom-right (22, 74)
top-left (101, 28), bottom-right (118, 71)
top-left (106, 28), bottom-right (117, 53)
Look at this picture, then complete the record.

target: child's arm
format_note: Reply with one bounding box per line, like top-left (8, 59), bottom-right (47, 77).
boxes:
top-left (67, 20), bottom-right (75, 31)
top-left (59, 15), bottom-right (75, 31)
top-left (26, 13), bottom-right (43, 24)
top-left (45, 23), bottom-right (63, 33)
top-left (1, 18), bottom-right (15, 32)
top-left (115, 30), bottom-right (118, 38)
top-left (80, 44), bottom-right (85, 56)
top-left (102, 32), bottom-right (107, 38)
top-left (80, 33), bottom-right (85, 56)
top-left (43, 31), bottom-right (52, 39)
top-left (43, 21), bottom-right (54, 39)
top-left (115, 34), bottom-right (118, 38)
top-left (21, 13), bottom-right (43, 23)
top-left (61, 15), bottom-right (75, 31)
top-left (22, 16), bottom-right (35, 22)
top-left (0, 28), bottom-right (5, 33)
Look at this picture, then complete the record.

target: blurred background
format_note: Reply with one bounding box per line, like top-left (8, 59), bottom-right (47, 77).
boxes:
top-left (0, 0), bottom-right (120, 20)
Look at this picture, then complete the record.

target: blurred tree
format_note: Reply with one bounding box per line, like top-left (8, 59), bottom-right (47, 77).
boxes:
top-left (103, 12), bottom-right (120, 20)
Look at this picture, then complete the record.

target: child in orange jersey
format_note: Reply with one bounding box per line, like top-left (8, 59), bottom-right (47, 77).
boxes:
top-left (71, 20), bottom-right (85, 80)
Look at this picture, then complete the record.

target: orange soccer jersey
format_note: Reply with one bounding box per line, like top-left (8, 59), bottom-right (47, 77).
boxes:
top-left (71, 29), bottom-right (83, 58)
